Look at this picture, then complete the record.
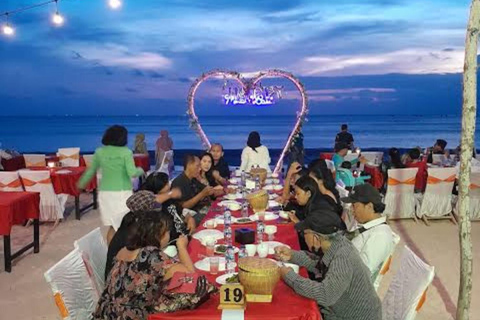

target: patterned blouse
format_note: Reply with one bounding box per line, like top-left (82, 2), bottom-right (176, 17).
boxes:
top-left (93, 246), bottom-right (202, 320)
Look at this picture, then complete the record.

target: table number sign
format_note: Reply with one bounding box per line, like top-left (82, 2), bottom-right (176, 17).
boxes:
top-left (219, 284), bottom-right (246, 310)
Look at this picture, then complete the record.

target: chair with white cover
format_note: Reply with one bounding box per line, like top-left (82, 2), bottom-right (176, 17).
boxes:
top-left (382, 246), bottom-right (435, 320)
top-left (418, 167), bottom-right (457, 225)
top-left (158, 150), bottom-right (174, 177)
top-left (454, 171), bottom-right (480, 221)
top-left (82, 154), bottom-right (94, 167)
top-left (44, 248), bottom-right (99, 320)
top-left (18, 170), bottom-right (67, 222)
top-left (0, 171), bottom-right (24, 192)
top-left (373, 232), bottom-right (400, 291)
top-left (74, 227), bottom-right (108, 295)
top-left (384, 168), bottom-right (419, 221)
top-left (23, 154), bottom-right (46, 167)
top-left (58, 148), bottom-right (80, 167)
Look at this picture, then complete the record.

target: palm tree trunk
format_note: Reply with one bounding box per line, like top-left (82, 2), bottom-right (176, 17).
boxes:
top-left (456, 1), bottom-right (480, 318)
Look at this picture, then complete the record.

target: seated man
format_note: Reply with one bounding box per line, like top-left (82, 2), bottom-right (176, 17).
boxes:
top-left (171, 154), bottom-right (214, 224)
top-left (427, 139), bottom-right (449, 163)
top-left (276, 217), bottom-right (381, 320)
top-left (405, 148), bottom-right (428, 192)
top-left (210, 143), bottom-right (230, 180)
top-left (332, 142), bottom-right (366, 173)
top-left (341, 184), bottom-right (396, 281)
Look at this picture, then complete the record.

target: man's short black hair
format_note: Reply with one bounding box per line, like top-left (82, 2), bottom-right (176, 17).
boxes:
top-left (102, 125), bottom-right (128, 147)
top-left (341, 124), bottom-right (348, 130)
top-left (183, 154), bottom-right (199, 170)
top-left (408, 148), bottom-right (421, 160)
top-left (211, 143), bottom-right (224, 151)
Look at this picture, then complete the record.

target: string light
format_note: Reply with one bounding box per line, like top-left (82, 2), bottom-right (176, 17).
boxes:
top-left (108, 0), bottom-right (122, 10)
top-left (1, 0), bottom-right (123, 38)
top-left (51, 0), bottom-right (64, 26)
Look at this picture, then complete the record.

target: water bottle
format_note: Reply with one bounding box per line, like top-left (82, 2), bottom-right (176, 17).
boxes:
top-left (241, 170), bottom-right (246, 187)
top-left (224, 210), bottom-right (232, 226)
top-left (224, 225), bottom-right (233, 246)
top-left (225, 245), bottom-right (236, 274)
top-left (254, 176), bottom-right (260, 190)
top-left (241, 201), bottom-right (249, 218)
top-left (238, 245), bottom-right (247, 258)
top-left (257, 221), bottom-right (265, 244)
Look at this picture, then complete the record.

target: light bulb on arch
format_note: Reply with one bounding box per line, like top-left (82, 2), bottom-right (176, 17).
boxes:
top-left (108, 0), bottom-right (122, 10)
top-left (2, 24), bottom-right (14, 36)
top-left (52, 12), bottom-right (64, 26)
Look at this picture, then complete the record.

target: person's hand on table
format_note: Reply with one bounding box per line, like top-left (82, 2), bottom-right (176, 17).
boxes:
top-left (202, 186), bottom-right (215, 197)
top-left (288, 211), bottom-right (299, 223)
top-left (280, 266), bottom-right (294, 278)
top-left (274, 246), bottom-right (292, 262)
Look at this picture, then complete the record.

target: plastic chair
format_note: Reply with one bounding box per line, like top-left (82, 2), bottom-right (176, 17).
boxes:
top-left (336, 168), bottom-right (356, 188)
top-left (23, 154), bottom-right (46, 167)
top-left (382, 246), bottom-right (435, 320)
top-left (44, 248), bottom-right (99, 320)
top-left (18, 170), bottom-right (67, 222)
top-left (57, 148), bottom-right (80, 167)
top-left (74, 227), bottom-right (108, 295)
top-left (373, 232), bottom-right (400, 291)
top-left (0, 171), bottom-right (24, 192)
top-left (418, 167), bottom-right (457, 225)
top-left (384, 168), bottom-right (418, 221)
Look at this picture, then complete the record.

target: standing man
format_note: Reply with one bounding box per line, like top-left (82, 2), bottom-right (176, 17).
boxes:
top-left (335, 124), bottom-right (354, 150)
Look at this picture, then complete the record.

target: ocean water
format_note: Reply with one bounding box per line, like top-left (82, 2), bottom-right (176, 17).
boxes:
top-left (0, 115), bottom-right (478, 153)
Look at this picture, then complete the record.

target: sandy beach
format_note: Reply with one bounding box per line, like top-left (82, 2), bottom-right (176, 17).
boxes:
top-left (0, 196), bottom-right (478, 320)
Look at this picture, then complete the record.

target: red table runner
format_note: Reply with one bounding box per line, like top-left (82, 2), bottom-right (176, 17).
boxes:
top-left (0, 191), bottom-right (40, 236)
top-left (149, 201), bottom-right (321, 320)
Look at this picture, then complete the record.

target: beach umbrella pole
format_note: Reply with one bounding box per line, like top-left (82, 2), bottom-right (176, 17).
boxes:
top-left (456, 1), bottom-right (479, 318)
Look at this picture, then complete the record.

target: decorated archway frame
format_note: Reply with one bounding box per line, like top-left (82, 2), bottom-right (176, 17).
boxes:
top-left (187, 69), bottom-right (309, 174)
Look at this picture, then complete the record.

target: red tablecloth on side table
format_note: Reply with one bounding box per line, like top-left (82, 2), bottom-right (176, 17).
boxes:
top-left (134, 154), bottom-right (150, 172)
top-left (0, 191), bottom-right (40, 236)
top-left (1, 156), bottom-right (26, 171)
top-left (148, 202), bottom-right (321, 320)
top-left (28, 167), bottom-right (97, 196)
top-left (364, 165), bottom-right (384, 190)
top-left (319, 153), bottom-right (334, 161)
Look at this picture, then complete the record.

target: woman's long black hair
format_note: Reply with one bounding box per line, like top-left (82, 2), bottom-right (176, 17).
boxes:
top-left (294, 175), bottom-right (320, 215)
top-left (125, 211), bottom-right (172, 250)
top-left (200, 152), bottom-right (217, 186)
top-left (308, 159), bottom-right (341, 203)
top-left (140, 172), bottom-right (169, 194)
top-left (247, 131), bottom-right (261, 152)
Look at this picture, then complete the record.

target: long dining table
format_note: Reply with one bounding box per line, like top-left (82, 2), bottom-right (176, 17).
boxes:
top-left (149, 195), bottom-right (322, 320)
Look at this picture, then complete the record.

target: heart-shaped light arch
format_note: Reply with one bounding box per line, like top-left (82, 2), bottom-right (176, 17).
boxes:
top-left (187, 69), bottom-right (308, 174)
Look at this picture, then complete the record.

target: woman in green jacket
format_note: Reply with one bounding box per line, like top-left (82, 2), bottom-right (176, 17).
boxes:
top-left (78, 125), bottom-right (144, 243)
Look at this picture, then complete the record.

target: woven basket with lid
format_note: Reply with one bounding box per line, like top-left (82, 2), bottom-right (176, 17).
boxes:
top-left (238, 257), bottom-right (280, 301)
top-left (249, 167), bottom-right (267, 185)
top-left (245, 189), bottom-right (268, 213)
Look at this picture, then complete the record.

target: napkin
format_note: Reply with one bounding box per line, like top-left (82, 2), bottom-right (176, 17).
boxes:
top-left (221, 310), bottom-right (245, 320)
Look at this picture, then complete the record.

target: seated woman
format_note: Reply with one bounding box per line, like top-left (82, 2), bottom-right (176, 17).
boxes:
top-left (94, 212), bottom-right (215, 319)
top-left (274, 218), bottom-right (381, 320)
top-left (277, 161), bottom-right (308, 205)
top-left (198, 153), bottom-right (228, 197)
top-left (289, 176), bottom-right (346, 233)
top-left (240, 131), bottom-right (271, 172)
top-left (308, 159), bottom-right (343, 217)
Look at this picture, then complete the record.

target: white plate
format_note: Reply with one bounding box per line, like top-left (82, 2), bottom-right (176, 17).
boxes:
top-left (216, 273), bottom-right (239, 285)
top-left (218, 200), bottom-right (242, 211)
top-left (268, 259), bottom-right (299, 274)
top-left (268, 200), bottom-right (280, 208)
top-left (263, 184), bottom-right (283, 191)
top-left (265, 178), bottom-right (280, 184)
top-left (249, 212), bottom-right (279, 221)
top-left (224, 193), bottom-right (242, 200)
top-left (263, 241), bottom-right (290, 255)
top-left (214, 244), bottom-right (239, 255)
top-left (194, 257), bottom-right (236, 272)
top-left (229, 178), bottom-right (240, 184)
top-left (192, 229), bottom-right (224, 242)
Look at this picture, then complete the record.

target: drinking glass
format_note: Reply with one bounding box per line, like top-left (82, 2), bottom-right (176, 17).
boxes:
top-left (209, 257), bottom-right (220, 274)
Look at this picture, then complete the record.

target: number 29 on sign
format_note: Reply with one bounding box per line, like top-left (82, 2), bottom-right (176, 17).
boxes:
top-left (219, 284), bottom-right (246, 310)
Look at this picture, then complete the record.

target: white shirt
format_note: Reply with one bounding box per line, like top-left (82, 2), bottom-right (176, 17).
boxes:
top-left (240, 145), bottom-right (271, 172)
top-left (351, 216), bottom-right (395, 277)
